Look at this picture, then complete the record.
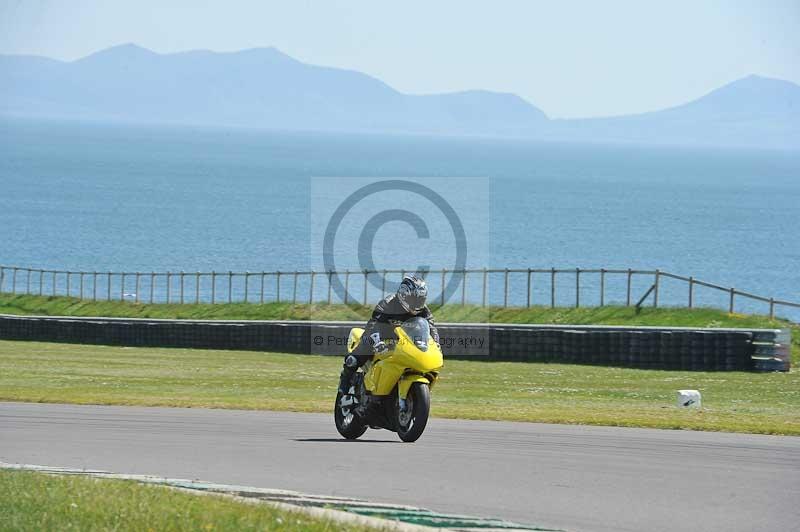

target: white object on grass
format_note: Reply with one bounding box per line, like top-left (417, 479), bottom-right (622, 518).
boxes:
top-left (677, 390), bottom-right (702, 408)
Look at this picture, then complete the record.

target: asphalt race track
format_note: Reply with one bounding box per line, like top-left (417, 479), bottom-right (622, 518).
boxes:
top-left (1, 402), bottom-right (798, 532)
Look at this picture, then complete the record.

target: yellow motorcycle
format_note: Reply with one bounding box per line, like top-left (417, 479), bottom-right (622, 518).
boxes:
top-left (334, 317), bottom-right (443, 442)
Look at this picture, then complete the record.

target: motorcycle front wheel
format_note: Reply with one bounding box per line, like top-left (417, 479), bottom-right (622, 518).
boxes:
top-left (334, 391), bottom-right (367, 439)
top-left (396, 382), bottom-right (431, 442)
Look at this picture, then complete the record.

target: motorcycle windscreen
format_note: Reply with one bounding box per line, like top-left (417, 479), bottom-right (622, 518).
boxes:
top-left (401, 317), bottom-right (430, 351)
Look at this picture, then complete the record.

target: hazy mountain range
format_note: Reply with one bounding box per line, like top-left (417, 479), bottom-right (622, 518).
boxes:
top-left (2, 44), bottom-right (798, 149)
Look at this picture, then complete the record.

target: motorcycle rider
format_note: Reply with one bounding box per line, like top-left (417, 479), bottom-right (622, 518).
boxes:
top-left (338, 275), bottom-right (440, 394)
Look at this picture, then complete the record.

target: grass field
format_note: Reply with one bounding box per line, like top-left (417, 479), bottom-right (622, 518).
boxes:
top-left (1, 294), bottom-right (796, 435)
top-left (1, 340), bottom-right (798, 435)
top-left (0, 469), bottom-right (377, 532)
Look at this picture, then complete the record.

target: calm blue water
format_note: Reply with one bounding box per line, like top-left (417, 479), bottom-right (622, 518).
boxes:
top-left (1, 118), bottom-right (798, 318)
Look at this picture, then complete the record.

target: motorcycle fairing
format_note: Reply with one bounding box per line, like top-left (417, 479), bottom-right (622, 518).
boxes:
top-left (363, 325), bottom-right (443, 397)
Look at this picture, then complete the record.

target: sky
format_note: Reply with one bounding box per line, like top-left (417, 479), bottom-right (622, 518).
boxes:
top-left (1, 0), bottom-right (798, 118)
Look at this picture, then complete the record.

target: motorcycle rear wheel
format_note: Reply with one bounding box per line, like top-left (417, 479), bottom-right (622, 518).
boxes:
top-left (334, 391), bottom-right (367, 439)
top-left (396, 383), bottom-right (430, 442)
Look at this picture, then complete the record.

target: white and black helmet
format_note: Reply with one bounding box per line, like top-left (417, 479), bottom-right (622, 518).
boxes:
top-left (397, 275), bottom-right (427, 312)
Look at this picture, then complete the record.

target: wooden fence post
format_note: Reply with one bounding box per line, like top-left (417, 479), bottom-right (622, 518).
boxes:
top-left (276, 271), bottom-right (281, 302)
top-left (293, 271), bottom-right (299, 304)
top-left (550, 268), bottom-right (556, 308)
top-left (211, 271), bottom-right (216, 304)
top-left (12, 267), bottom-right (18, 294)
top-left (462, 270), bottom-right (467, 306)
top-left (121, 273), bottom-right (126, 301)
top-left (626, 268), bottom-right (632, 306)
top-left (344, 270), bottom-right (350, 304)
top-left (149, 272), bottom-right (155, 303)
top-left (228, 271), bottom-right (233, 303)
top-left (39, 270), bottom-right (44, 296)
top-left (769, 298), bottom-right (775, 319)
top-left (165, 272), bottom-right (170, 303)
top-left (527, 268), bottom-right (532, 308)
top-left (364, 270), bottom-right (369, 305)
top-left (575, 267), bottom-right (580, 308)
top-left (309, 271), bottom-right (316, 304)
top-left (260, 272), bottom-right (265, 304)
top-left (0, 267), bottom-right (4, 293)
top-left (653, 269), bottom-right (660, 307)
top-left (92, 272), bottom-right (97, 301)
top-left (482, 268), bottom-right (487, 307)
top-left (327, 271), bottom-right (332, 304)
top-left (65, 271), bottom-right (69, 297)
top-left (600, 268), bottom-right (605, 306)
top-left (180, 271), bottom-right (185, 304)
top-left (441, 269), bottom-right (447, 306)
top-left (244, 272), bottom-right (249, 303)
top-left (503, 268), bottom-right (509, 307)
top-left (26, 268), bottom-right (31, 294)
top-left (729, 288), bottom-right (735, 313)
top-left (135, 273), bottom-right (140, 303)
top-left (382, 270), bottom-right (387, 295)
top-left (195, 272), bottom-right (200, 304)
top-left (688, 276), bottom-right (694, 308)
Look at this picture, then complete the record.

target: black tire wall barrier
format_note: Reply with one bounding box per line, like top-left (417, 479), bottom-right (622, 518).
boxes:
top-left (0, 314), bottom-right (790, 372)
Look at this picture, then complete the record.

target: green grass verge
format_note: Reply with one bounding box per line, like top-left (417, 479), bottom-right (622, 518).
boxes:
top-left (0, 469), bottom-right (378, 532)
top-left (0, 293), bottom-right (794, 328)
top-left (1, 340), bottom-right (798, 435)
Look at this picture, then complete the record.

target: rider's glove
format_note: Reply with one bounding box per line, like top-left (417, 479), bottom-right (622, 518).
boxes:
top-left (370, 332), bottom-right (388, 354)
top-left (373, 341), bottom-right (388, 354)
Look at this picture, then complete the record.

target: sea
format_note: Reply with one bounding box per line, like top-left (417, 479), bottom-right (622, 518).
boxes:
top-left (1, 118), bottom-right (798, 319)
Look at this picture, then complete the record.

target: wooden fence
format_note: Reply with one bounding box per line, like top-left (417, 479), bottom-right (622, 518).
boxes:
top-left (0, 265), bottom-right (798, 320)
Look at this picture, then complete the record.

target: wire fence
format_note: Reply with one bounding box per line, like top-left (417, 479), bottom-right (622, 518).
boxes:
top-left (1, 264), bottom-right (798, 321)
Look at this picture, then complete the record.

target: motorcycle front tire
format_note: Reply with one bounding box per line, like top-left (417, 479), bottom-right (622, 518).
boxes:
top-left (397, 382), bottom-right (431, 443)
